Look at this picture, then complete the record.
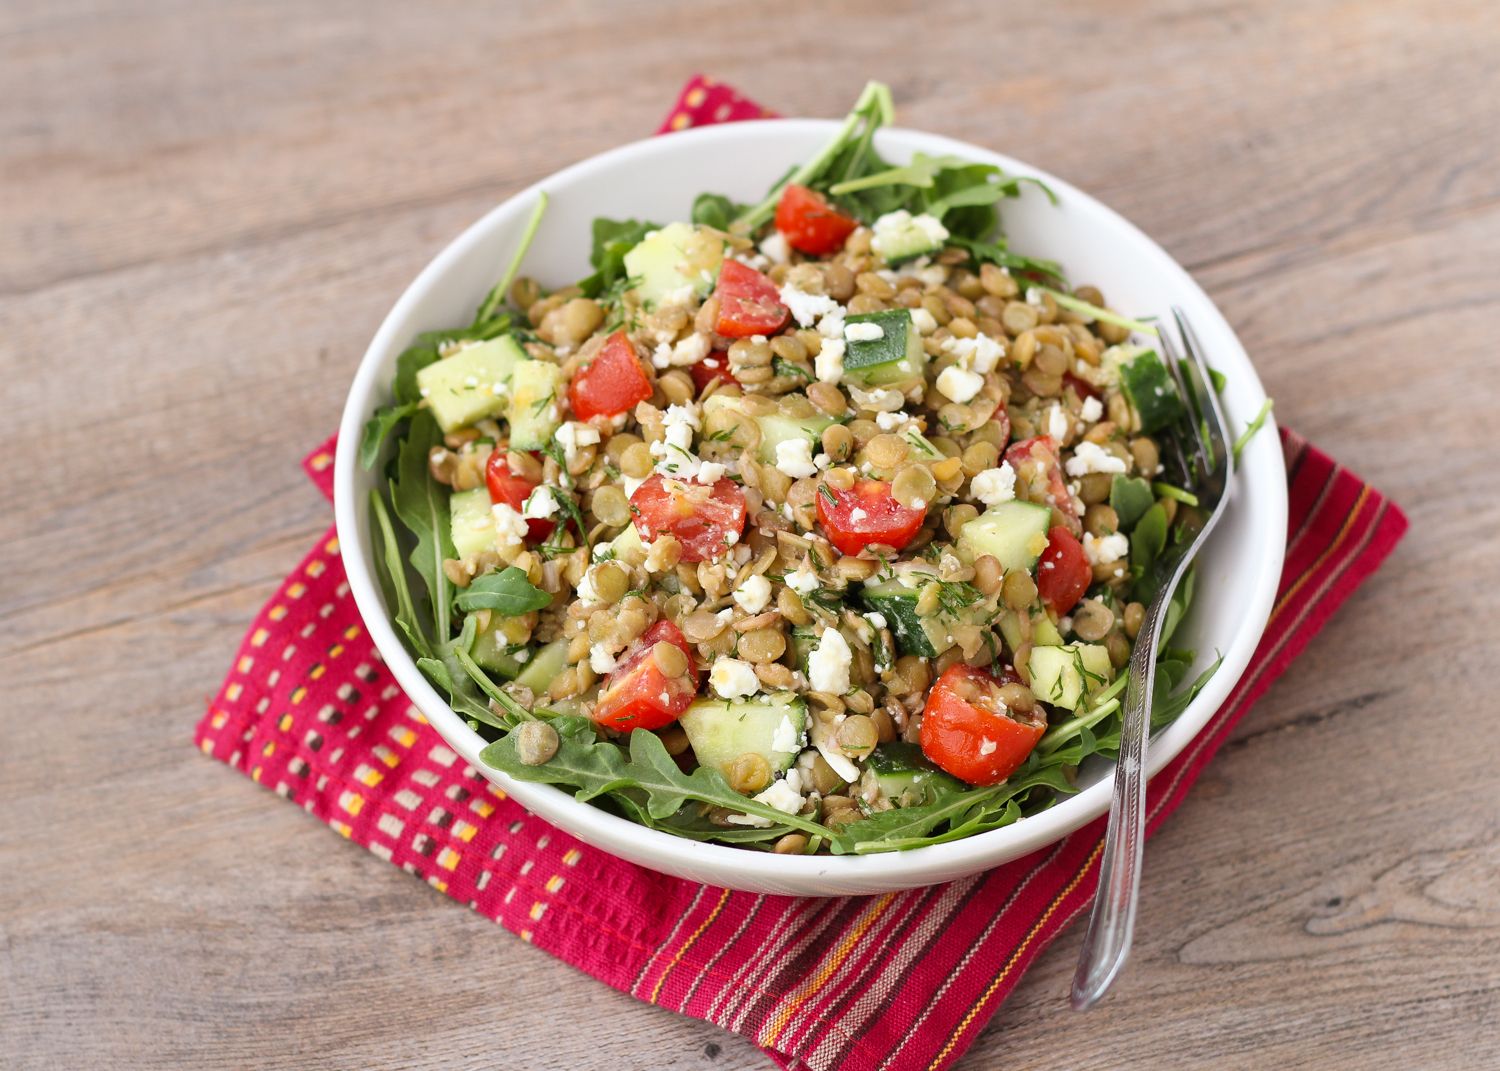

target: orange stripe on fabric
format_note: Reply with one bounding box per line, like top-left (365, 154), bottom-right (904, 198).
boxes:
top-left (761, 894), bottom-right (897, 1047)
top-left (1272, 485), bottom-right (1371, 617)
top-left (925, 841), bottom-right (1105, 1071)
top-left (649, 886), bottom-right (732, 1005)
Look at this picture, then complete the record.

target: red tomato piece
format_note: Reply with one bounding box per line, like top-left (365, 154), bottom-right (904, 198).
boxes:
top-left (630, 474), bottom-right (747, 563)
top-left (592, 619), bottom-right (698, 732)
top-left (1004, 435), bottom-right (1082, 535)
top-left (714, 260), bottom-right (790, 338)
top-left (1036, 526), bottom-right (1092, 616)
top-left (688, 350), bottom-right (739, 392)
top-left (484, 450), bottom-right (554, 543)
top-left (920, 663), bottom-right (1047, 786)
top-left (774, 184), bottom-right (859, 256)
top-left (567, 329), bottom-right (652, 421)
top-left (815, 479), bottom-right (926, 556)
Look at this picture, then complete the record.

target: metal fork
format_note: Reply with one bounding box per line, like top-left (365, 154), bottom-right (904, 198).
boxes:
top-left (1070, 307), bottom-right (1236, 1010)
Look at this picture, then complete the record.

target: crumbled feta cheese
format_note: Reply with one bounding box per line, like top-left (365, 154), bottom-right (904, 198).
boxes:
top-left (1080, 395), bottom-right (1104, 422)
top-left (1026, 286), bottom-right (1045, 307)
top-left (814, 737), bottom-right (860, 783)
top-left (709, 657), bottom-right (761, 699)
top-left (816, 307), bottom-right (846, 339)
top-left (943, 333), bottom-right (1006, 374)
top-left (754, 777), bottom-right (803, 816)
top-left (815, 337), bottom-right (846, 383)
top-left (910, 307), bottom-right (938, 335)
top-left (918, 263), bottom-right (948, 288)
top-left (779, 284), bottom-right (840, 328)
top-left (870, 210), bottom-right (949, 258)
top-left (970, 463), bottom-right (1017, 507)
top-left (1046, 404), bottom-right (1071, 443)
top-left (875, 410), bottom-right (911, 431)
top-left (845, 321), bottom-right (884, 343)
top-left (695, 461), bottom-right (725, 485)
top-left (490, 504), bottom-right (528, 551)
top-left (555, 422), bottom-right (600, 469)
top-left (849, 507), bottom-right (868, 523)
top-left (522, 486), bottom-right (559, 521)
top-left (759, 231), bottom-right (791, 265)
top-left (786, 564), bottom-right (818, 595)
top-left (734, 573), bottom-right (772, 614)
top-left (623, 474), bottom-right (645, 498)
top-left (911, 498), bottom-right (926, 510)
top-left (575, 564), bottom-right (604, 606)
top-left (1083, 531), bottom-right (1130, 566)
top-left (847, 385), bottom-right (905, 412)
top-left (775, 437), bottom-right (819, 479)
top-left (771, 715), bottom-right (802, 754)
top-left (936, 365), bottom-right (984, 403)
top-left (864, 611), bottom-right (888, 630)
top-left (589, 645), bottom-right (617, 674)
top-left (1064, 441), bottom-right (1129, 477)
top-left (979, 738), bottom-right (997, 757)
top-left (662, 284), bottom-right (696, 308)
top-left (808, 627), bottom-right (852, 695)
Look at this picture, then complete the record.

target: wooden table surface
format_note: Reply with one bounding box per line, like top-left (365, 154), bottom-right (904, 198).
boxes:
top-left (4, 2), bottom-right (1498, 1068)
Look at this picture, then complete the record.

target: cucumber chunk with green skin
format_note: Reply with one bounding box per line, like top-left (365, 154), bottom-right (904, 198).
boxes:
top-left (957, 500), bottom-right (1052, 573)
top-left (680, 692), bottom-right (807, 778)
top-left (513, 638), bottom-right (569, 695)
top-left (843, 308), bottom-right (926, 386)
top-left (868, 742), bottom-right (962, 805)
top-left (859, 578), bottom-right (950, 658)
top-left (416, 335), bottom-right (528, 433)
top-left (507, 361), bottom-right (566, 450)
top-left (871, 213), bottom-right (947, 264)
top-left (469, 614), bottom-right (523, 678)
top-left (1027, 643), bottom-right (1114, 711)
top-left (997, 608), bottom-right (1064, 652)
top-left (1110, 475), bottom-right (1155, 529)
top-left (753, 411), bottom-right (834, 464)
top-left (622, 222), bottom-right (725, 306)
top-left (449, 487), bottom-right (495, 561)
top-left (1114, 349), bottom-right (1186, 433)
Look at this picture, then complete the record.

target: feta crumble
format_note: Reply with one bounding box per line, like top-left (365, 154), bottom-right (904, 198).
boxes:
top-left (710, 657), bottom-right (761, 699)
top-left (775, 437), bottom-right (819, 479)
top-left (490, 503), bottom-right (528, 551)
top-left (759, 231), bottom-right (791, 265)
top-left (733, 573), bottom-right (772, 614)
top-left (936, 365), bottom-right (984, 403)
top-left (1064, 441), bottom-right (1129, 477)
top-left (815, 337), bottom-right (846, 383)
top-left (910, 307), bottom-right (938, 334)
top-left (970, 463), bottom-right (1017, 507)
top-left (522, 486), bottom-right (559, 521)
top-left (808, 627), bottom-right (852, 695)
top-left (786, 563), bottom-right (819, 595)
top-left (779, 283), bottom-right (840, 328)
top-left (1046, 404), bottom-right (1071, 444)
top-left (589, 645), bottom-right (618, 674)
top-left (876, 410), bottom-right (911, 431)
top-left (771, 714), bottom-right (802, 754)
top-left (555, 422), bottom-right (600, 469)
top-left (1083, 531), bottom-right (1130, 566)
top-left (1080, 395), bottom-right (1104, 423)
top-left (845, 321), bottom-right (884, 343)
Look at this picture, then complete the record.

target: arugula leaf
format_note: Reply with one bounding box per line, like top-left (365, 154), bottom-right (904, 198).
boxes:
top-left (416, 654), bottom-right (508, 729)
top-left (578, 217), bottom-right (657, 297)
top-left (1109, 475), bottom-right (1155, 530)
top-left (369, 489), bottom-right (433, 660)
top-left (947, 236), bottom-right (1067, 286)
top-left (1232, 398), bottom-right (1275, 459)
top-left (1129, 502), bottom-right (1169, 596)
top-left (691, 192), bottom-right (747, 232)
top-left (475, 190), bottom-right (549, 323)
top-left (454, 566), bottom-right (553, 615)
top-left (359, 401), bottom-right (419, 470)
top-left (391, 410), bottom-right (455, 643)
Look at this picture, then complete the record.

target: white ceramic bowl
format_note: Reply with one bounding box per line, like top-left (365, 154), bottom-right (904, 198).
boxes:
top-left (335, 119), bottom-right (1285, 896)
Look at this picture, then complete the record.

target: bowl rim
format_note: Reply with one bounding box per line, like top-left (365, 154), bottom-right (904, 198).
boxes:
top-left (334, 117), bottom-right (1286, 891)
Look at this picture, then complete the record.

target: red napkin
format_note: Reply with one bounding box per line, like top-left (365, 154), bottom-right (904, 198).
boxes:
top-left (197, 78), bottom-right (1409, 1071)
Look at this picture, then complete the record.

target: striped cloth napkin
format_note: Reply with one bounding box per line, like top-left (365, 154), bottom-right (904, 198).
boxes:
top-left (196, 78), bottom-right (1409, 1071)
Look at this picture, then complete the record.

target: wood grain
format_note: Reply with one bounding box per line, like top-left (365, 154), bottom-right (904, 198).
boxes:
top-left (3, 1), bottom-right (1498, 1068)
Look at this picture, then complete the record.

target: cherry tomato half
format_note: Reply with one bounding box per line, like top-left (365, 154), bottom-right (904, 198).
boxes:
top-left (714, 260), bottom-right (790, 339)
top-left (1004, 435), bottom-right (1082, 536)
top-left (484, 451), bottom-right (555, 543)
top-left (815, 479), bottom-right (926, 556)
top-left (592, 619), bottom-right (698, 732)
top-left (774, 184), bottom-right (858, 256)
top-left (630, 474), bottom-right (747, 563)
top-left (920, 663), bottom-right (1046, 786)
top-left (568, 329), bottom-right (653, 421)
top-left (688, 350), bottom-right (739, 392)
top-left (1036, 525), bottom-right (1092, 616)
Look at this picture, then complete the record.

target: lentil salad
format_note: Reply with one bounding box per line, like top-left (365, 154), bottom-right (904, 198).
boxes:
top-left (361, 83), bottom-right (1236, 855)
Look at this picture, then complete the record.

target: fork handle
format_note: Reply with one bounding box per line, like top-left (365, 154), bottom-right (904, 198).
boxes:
top-left (1069, 579), bottom-right (1173, 1009)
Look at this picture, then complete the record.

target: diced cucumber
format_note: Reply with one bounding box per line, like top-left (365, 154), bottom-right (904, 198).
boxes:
top-left (1104, 347), bottom-right (1185, 434)
top-left (514, 638), bottom-right (569, 695)
top-left (449, 487), bottom-right (495, 561)
top-left (622, 222), bottom-right (725, 306)
top-left (1027, 643), bottom-right (1115, 711)
top-left (867, 742), bottom-right (961, 806)
top-left (1110, 475), bottom-right (1155, 529)
top-left (607, 522), bottom-right (647, 565)
top-left (871, 211), bottom-right (947, 264)
top-left (843, 308), bottom-right (926, 386)
top-left (789, 627), bottom-right (819, 674)
top-left (957, 501), bottom-right (1052, 573)
top-left (470, 614), bottom-right (523, 678)
top-left (903, 429), bottom-right (945, 462)
top-left (859, 575), bottom-right (954, 658)
top-left (416, 335), bottom-right (528, 433)
top-left (680, 692), bottom-right (807, 778)
top-left (507, 361), bottom-right (566, 450)
top-left (753, 410), bottom-right (835, 464)
top-left (997, 608), bottom-right (1064, 652)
